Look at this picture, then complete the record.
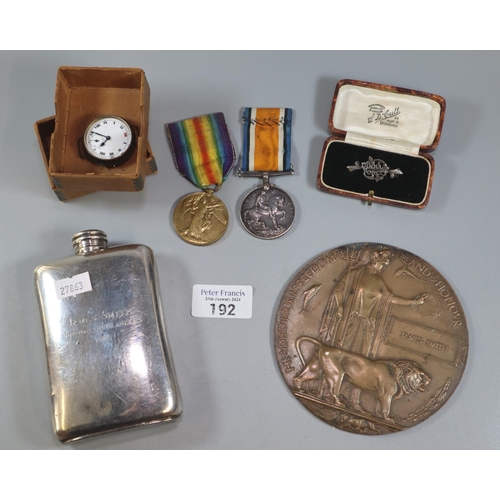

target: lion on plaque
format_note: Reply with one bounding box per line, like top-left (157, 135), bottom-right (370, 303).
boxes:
top-left (294, 337), bottom-right (431, 422)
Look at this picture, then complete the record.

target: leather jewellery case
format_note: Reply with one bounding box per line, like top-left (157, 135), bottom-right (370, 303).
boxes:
top-left (317, 80), bottom-right (446, 209)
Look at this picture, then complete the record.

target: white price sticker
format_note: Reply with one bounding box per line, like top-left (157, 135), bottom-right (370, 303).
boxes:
top-left (191, 285), bottom-right (253, 319)
top-left (55, 272), bottom-right (93, 299)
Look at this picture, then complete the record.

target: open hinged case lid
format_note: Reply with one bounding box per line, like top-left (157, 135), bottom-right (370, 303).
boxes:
top-left (317, 80), bottom-right (446, 209)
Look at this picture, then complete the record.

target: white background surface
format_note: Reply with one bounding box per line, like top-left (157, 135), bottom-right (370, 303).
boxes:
top-left (0, 51), bottom-right (499, 457)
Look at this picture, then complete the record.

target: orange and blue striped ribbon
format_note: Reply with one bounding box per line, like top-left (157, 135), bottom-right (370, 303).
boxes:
top-left (241, 108), bottom-right (293, 173)
top-left (167, 113), bottom-right (236, 189)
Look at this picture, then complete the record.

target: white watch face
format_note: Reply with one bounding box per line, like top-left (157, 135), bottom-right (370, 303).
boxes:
top-left (84, 116), bottom-right (133, 161)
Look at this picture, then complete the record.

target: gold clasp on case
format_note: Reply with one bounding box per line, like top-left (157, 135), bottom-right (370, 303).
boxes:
top-left (367, 190), bottom-right (375, 206)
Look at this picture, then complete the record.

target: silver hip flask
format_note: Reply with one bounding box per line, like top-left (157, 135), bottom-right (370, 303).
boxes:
top-left (34, 230), bottom-right (182, 443)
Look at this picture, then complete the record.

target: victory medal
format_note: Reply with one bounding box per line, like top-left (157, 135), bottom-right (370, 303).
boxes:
top-left (167, 113), bottom-right (236, 246)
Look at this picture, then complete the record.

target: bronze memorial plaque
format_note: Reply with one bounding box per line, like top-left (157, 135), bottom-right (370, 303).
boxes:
top-left (274, 243), bottom-right (468, 435)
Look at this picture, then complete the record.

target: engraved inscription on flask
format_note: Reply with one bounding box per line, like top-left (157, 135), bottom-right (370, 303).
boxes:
top-left (34, 230), bottom-right (182, 443)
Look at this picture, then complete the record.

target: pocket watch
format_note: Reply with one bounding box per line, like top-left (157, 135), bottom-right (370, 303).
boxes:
top-left (81, 115), bottom-right (135, 167)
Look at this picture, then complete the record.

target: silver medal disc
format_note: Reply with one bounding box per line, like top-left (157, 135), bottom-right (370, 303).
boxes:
top-left (240, 185), bottom-right (295, 239)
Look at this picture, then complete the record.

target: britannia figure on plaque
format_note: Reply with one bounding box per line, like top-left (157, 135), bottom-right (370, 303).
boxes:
top-left (314, 245), bottom-right (427, 412)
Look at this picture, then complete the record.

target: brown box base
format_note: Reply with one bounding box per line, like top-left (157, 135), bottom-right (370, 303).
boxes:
top-left (35, 116), bottom-right (157, 201)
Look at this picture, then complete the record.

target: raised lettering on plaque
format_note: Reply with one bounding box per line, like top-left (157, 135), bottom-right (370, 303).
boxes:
top-left (274, 243), bottom-right (468, 435)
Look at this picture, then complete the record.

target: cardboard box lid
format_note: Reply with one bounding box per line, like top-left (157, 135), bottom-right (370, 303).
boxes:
top-left (329, 80), bottom-right (446, 156)
top-left (55, 66), bottom-right (145, 90)
top-left (50, 66), bottom-right (150, 179)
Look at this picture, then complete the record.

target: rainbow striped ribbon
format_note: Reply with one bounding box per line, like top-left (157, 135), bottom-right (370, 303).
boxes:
top-left (241, 108), bottom-right (293, 173)
top-left (167, 113), bottom-right (236, 189)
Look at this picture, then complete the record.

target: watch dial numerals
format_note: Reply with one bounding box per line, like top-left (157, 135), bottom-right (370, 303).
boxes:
top-left (84, 116), bottom-right (133, 162)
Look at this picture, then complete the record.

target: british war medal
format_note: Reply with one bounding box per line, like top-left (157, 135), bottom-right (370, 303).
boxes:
top-left (239, 108), bottom-right (295, 239)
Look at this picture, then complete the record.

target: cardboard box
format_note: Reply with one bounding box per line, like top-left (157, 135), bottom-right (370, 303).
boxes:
top-left (47, 66), bottom-right (152, 193)
top-left (317, 80), bottom-right (446, 209)
top-left (35, 116), bottom-right (157, 201)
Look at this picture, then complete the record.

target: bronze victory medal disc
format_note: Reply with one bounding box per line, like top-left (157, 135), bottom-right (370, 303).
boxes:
top-left (274, 243), bottom-right (468, 435)
top-left (173, 190), bottom-right (229, 246)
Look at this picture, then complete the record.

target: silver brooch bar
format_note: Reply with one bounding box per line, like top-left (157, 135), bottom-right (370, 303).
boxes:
top-left (347, 156), bottom-right (403, 182)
